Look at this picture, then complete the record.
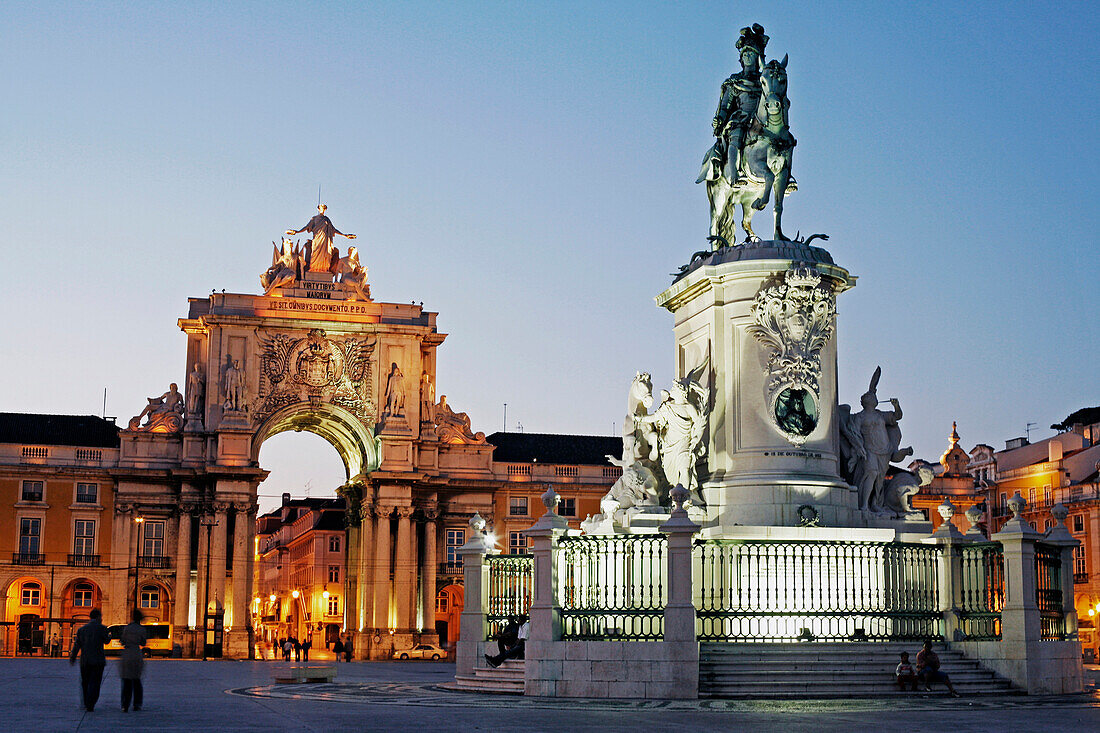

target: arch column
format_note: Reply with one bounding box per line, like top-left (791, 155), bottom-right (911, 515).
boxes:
top-left (420, 506), bottom-right (438, 639)
top-left (173, 507), bottom-right (193, 630)
top-left (210, 503), bottom-right (229, 611)
top-left (373, 507), bottom-right (393, 637)
top-left (394, 507), bottom-right (416, 637)
top-left (230, 502), bottom-right (250, 630)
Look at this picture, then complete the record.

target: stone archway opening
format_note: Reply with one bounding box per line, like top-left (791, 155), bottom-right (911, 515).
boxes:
top-left (253, 402), bottom-right (380, 487)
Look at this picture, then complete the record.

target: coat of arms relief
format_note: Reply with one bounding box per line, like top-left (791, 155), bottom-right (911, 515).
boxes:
top-left (254, 328), bottom-right (376, 426)
top-left (747, 266), bottom-right (837, 445)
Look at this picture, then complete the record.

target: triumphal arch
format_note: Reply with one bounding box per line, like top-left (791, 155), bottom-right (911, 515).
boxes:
top-left (120, 206), bottom-right (494, 658)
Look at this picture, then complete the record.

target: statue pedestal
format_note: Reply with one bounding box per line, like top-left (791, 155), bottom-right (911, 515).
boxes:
top-left (655, 241), bottom-right (858, 529)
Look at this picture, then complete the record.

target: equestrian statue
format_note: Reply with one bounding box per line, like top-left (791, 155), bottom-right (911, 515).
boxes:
top-left (698, 24), bottom-right (797, 247)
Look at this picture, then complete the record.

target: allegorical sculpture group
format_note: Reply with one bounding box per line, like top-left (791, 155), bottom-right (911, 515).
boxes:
top-left (583, 364), bottom-right (710, 532)
top-left (261, 204), bottom-right (371, 301)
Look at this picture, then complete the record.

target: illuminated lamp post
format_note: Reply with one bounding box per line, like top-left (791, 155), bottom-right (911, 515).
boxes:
top-left (199, 514), bottom-right (219, 660)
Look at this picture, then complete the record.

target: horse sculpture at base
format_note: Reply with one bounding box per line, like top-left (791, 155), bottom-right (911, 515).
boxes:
top-left (703, 55), bottom-right (796, 246)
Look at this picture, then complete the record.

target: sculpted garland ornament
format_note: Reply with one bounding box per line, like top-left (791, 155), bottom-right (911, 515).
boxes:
top-left (748, 266), bottom-right (837, 445)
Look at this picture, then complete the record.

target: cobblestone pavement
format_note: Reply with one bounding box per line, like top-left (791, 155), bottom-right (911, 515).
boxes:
top-left (2, 658), bottom-right (1098, 732)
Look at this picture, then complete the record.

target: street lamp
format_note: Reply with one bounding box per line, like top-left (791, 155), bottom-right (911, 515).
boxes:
top-left (132, 516), bottom-right (146, 616)
top-left (199, 514), bottom-right (219, 660)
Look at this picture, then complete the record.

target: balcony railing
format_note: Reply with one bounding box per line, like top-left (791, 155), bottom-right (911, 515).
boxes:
top-left (137, 555), bottom-right (172, 569)
top-left (438, 561), bottom-right (464, 576)
top-left (68, 554), bottom-right (101, 567)
top-left (12, 552), bottom-right (45, 565)
top-left (1074, 572), bottom-right (1088, 584)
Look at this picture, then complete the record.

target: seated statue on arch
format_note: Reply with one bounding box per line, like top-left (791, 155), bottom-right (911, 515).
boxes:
top-left (128, 383), bottom-right (185, 433)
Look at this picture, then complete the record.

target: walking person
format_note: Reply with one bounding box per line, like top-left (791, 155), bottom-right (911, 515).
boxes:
top-left (343, 635), bottom-right (353, 662)
top-left (119, 609), bottom-right (148, 712)
top-left (68, 608), bottom-right (110, 713)
top-left (302, 638), bottom-right (311, 661)
top-left (333, 637), bottom-right (344, 662)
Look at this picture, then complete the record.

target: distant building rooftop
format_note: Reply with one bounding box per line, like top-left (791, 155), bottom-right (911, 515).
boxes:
top-left (486, 432), bottom-right (620, 466)
top-left (0, 412), bottom-right (120, 448)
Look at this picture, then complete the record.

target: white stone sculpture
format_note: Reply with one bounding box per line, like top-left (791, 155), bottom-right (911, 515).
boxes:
top-left (433, 395), bottom-right (486, 444)
top-left (383, 362), bottom-right (406, 418)
top-left (839, 367), bottom-right (914, 513)
top-left (187, 363), bottom-right (205, 415)
top-left (748, 266), bottom-right (837, 445)
top-left (881, 464), bottom-right (932, 519)
top-left (639, 379), bottom-right (708, 496)
top-left (336, 246), bottom-right (371, 301)
top-left (260, 238), bottom-right (300, 294)
top-left (420, 373), bottom-right (434, 422)
top-left (128, 383), bottom-right (185, 432)
top-left (224, 359), bottom-right (246, 412)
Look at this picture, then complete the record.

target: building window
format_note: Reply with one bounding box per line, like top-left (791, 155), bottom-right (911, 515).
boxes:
top-left (73, 519), bottom-right (95, 556)
top-left (75, 483), bottom-right (98, 504)
top-left (436, 591), bottom-right (449, 613)
top-left (19, 517), bottom-right (41, 555)
top-left (327, 595), bottom-right (339, 616)
top-left (328, 536), bottom-right (341, 553)
top-left (21, 582), bottom-right (41, 606)
top-left (509, 497), bottom-right (529, 516)
top-left (328, 565), bottom-right (340, 583)
top-left (143, 521), bottom-right (165, 557)
top-left (1073, 515), bottom-right (1085, 533)
top-left (1028, 521), bottom-right (1036, 531)
top-left (446, 529), bottom-right (465, 565)
top-left (1027, 489), bottom-right (1035, 506)
top-left (559, 498), bottom-right (576, 517)
top-left (1075, 545), bottom-right (1086, 576)
top-left (140, 585), bottom-right (160, 609)
top-left (1044, 519), bottom-right (1053, 532)
top-left (21, 481), bottom-right (44, 502)
top-left (509, 531), bottom-right (529, 554)
top-left (73, 583), bottom-right (93, 608)
top-left (999, 492), bottom-right (1007, 510)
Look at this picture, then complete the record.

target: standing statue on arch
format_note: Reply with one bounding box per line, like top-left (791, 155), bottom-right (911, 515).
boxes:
top-left (286, 204), bottom-right (356, 273)
top-left (698, 24), bottom-right (798, 246)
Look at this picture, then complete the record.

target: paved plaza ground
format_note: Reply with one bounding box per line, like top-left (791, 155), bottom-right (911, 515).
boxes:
top-left (2, 658), bottom-right (1098, 732)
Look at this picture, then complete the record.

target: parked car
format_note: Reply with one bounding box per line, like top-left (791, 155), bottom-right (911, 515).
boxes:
top-left (393, 643), bottom-right (445, 660)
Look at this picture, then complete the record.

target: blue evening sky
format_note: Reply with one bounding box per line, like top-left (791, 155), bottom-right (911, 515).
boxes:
top-left (2, 1), bottom-right (1096, 511)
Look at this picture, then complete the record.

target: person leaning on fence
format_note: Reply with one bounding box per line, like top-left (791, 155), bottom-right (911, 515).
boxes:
top-left (69, 608), bottom-right (110, 712)
top-left (895, 651), bottom-right (918, 692)
top-left (916, 640), bottom-right (960, 697)
top-left (484, 614), bottom-right (527, 668)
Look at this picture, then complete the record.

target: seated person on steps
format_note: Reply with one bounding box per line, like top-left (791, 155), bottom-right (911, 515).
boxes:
top-left (485, 614), bottom-right (528, 668)
top-left (895, 651), bottom-right (918, 692)
top-left (916, 639), bottom-right (960, 697)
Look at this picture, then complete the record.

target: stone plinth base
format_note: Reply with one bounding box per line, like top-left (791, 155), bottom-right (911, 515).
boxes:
top-left (701, 475), bottom-right (857, 529)
top-left (222, 629), bottom-right (250, 659)
top-left (862, 515), bottom-right (933, 542)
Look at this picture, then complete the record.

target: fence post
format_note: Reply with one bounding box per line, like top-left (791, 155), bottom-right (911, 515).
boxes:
top-left (926, 498), bottom-right (968, 641)
top-left (456, 512), bottom-right (490, 679)
top-left (990, 491), bottom-right (1043, 689)
top-left (524, 486), bottom-right (570, 646)
top-left (660, 485), bottom-right (700, 642)
top-left (1042, 503), bottom-right (1080, 640)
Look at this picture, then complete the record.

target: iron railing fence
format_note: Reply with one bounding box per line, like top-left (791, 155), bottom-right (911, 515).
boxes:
top-left (485, 553), bottom-right (533, 640)
top-left (1035, 543), bottom-right (1065, 640)
top-left (957, 542), bottom-right (1004, 640)
top-left (558, 534), bottom-right (667, 641)
top-left (694, 539), bottom-right (942, 642)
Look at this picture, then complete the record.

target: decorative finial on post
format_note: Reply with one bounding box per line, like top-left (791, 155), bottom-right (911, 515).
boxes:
top-left (964, 504), bottom-right (985, 538)
top-left (937, 497), bottom-right (956, 523)
top-left (469, 511), bottom-right (486, 533)
top-left (1051, 502), bottom-right (1068, 523)
top-left (1007, 491), bottom-right (1026, 519)
top-left (670, 484), bottom-right (689, 515)
top-left (541, 485), bottom-right (561, 515)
